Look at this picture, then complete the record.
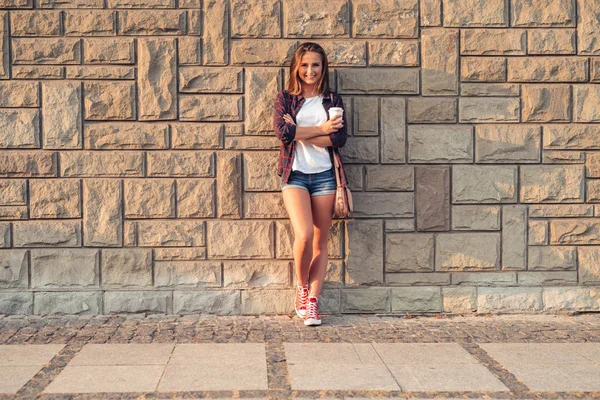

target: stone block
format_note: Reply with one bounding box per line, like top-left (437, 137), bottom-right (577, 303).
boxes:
top-left (208, 221), bottom-right (273, 259)
top-left (137, 220), bottom-right (204, 247)
top-left (452, 205), bottom-right (500, 230)
top-left (353, 97), bottom-right (378, 136)
top-left (586, 152), bottom-right (600, 177)
top-left (345, 220), bottom-right (383, 285)
top-left (341, 137), bottom-right (378, 163)
top-left (154, 248), bottom-right (206, 261)
top-left (31, 248), bottom-right (99, 288)
top-left (84, 123), bottom-right (168, 150)
top-left (460, 57), bottom-right (506, 82)
top-left (345, 165), bottom-right (364, 191)
top-left (148, 151), bottom-right (213, 177)
top-left (241, 289), bottom-right (294, 314)
top-left (0, 152), bottom-right (55, 178)
top-left (459, 97), bottom-right (519, 122)
top-left (381, 97), bottom-right (406, 163)
top-left (0, 250), bottom-right (28, 288)
top-left (180, 95), bottom-right (242, 121)
top-left (13, 38), bottom-right (80, 64)
top-left (443, 0), bottom-right (507, 26)
top-left (217, 152), bottom-right (242, 218)
top-left (420, 0), bottom-right (442, 26)
top-left (536, 263), bottom-right (580, 297)
top-left (124, 179), bottom-right (175, 218)
top-left (13, 220), bottom-right (81, 247)
top-left (172, 123), bottom-right (222, 150)
top-left (83, 179), bottom-right (122, 247)
top-left (529, 204), bottom-right (593, 217)
top-left (34, 292), bottom-right (101, 315)
top-left (351, 193), bottom-right (414, 218)
top-left (512, 0), bottom-right (575, 27)
top-left (119, 10), bottom-right (185, 35)
top-left (61, 151), bottom-right (143, 177)
top-left (30, 179), bottom-right (80, 219)
top-left (365, 166), bottom-right (413, 191)
top-left (509, 57), bottom-right (586, 82)
top-left (460, 83), bottom-right (520, 96)
top-left (587, 179), bottom-right (600, 202)
top-left (386, 272), bottom-right (450, 286)
top-left (179, 67), bottom-right (243, 93)
top-left (436, 232), bottom-right (500, 270)
top-left (0, 206), bottom-right (27, 220)
top-left (231, 39), bottom-right (297, 65)
top-left (42, 81), bottom-right (82, 149)
top-left (368, 40), bottom-right (419, 66)
top-left (452, 272), bottom-right (517, 286)
top-left (353, 0), bottom-right (418, 38)
top-left (244, 193), bottom-right (286, 219)
top-left (155, 261), bottom-right (221, 288)
top-left (528, 220), bottom-right (548, 245)
top-left (421, 28), bottom-right (458, 95)
top-left (286, 0), bottom-right (349, 37)
top-left (243, 152), bottom-right (280, 191)
top-left (0, 12), bottom-right (6, 79)
top-left (518, 271), bottom-right (577, 286)
top-left (225, 137), bottom-right (280, 150)
top-left (342, 288), bottom-right (389, 313)
top-left (0, 109), bottom-right (40, 148)
top-left (543, 287), bottom-right (600, 312)
top-left (543, 124), bottom-right (600, 150)
top-left (138, 37), bottom-right (177, 120)
top-left (68, 66), bottom-right (134, 81)
top-left (337, 68), bottom-right (419, 94)
top-left (104, 291), bottom-right (170, 314)
top-left (391, 287), bottom-right (442, 312)
top-left (11, 10), bottom-right (61, 36)
top-left (102, 248), bottom-right (152, 288)
top-left (522, 84), bottom-right (571, 122)
top-left (475, 125), bottom-right (541, 162)
top-left (108, 0), bottom-right (176, 7)
top-left (64, 10), bottom-right (115, 35)
top-left (83, 38), bottom-right (135, 64)
top-left (452, 165), bottom-right (517, 203)
top-left (0, 222), bottom-right (9, 247)
top-left (385, 233), bottom-right (434, 272)
top-left (224, 261), bottom-right (290, 288)
top-left (246, 69), bottom-right (280, 135)
top-left (477, 287), bottom-right (543, 313)
top-left (231, 0), bottom-right (280, 38)
top-left (527, 29), bottom-right (576, 54)
top-left (442, 286), bottom-right (477, 313)
top-left (502, 205), bottom-right (527, 270)
top-left (415, 166), bottom-right (450, 231)
top-left (577, 247), bottom-right (600, 284)
top-left (177, 179), bottom-right (215, 218)
top-left (550, 219), bottom-right (600, 245)
top-left (574, 85), bottom-right (600, 122)
top-left (203, 0), bottom-right (228, 64)
top-left (0, 292), bottom-right (32, 314)
top-left (543, 150), bottom-right (585, 164)
top-left (408, 125), bottom-right (472, 162)
top-left (173, 290), bottom-right (240, 315)
top-left (84, 81), bottom-right (135, 120)
top-left (578, 0), bottom-right (600, 54)
top-left (178, 36), bottom-right (201, 65)
top-left (0, 81), bottom-right (38, 107)
top-left (461, 29), bottom-right (526, 54)
top-left (408, 97), bottom-right (456, 123)
top-left (520, 165), bottom-right (584, 203)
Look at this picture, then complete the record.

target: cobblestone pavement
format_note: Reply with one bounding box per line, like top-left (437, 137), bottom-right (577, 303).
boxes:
top-left (0, 312), bottom-right (599, 399)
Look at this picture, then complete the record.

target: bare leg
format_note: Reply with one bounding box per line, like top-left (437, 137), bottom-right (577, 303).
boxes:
top-left (282, 188), bottom-right (314, 285)
top-left (307, 193), bottom-right (335, 297)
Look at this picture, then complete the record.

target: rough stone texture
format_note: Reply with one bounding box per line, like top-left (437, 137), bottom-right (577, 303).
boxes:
top-left (0, 2), bottom-right (598, 316)
top-left (415, 166), bottom-right (450, 231)
top-left (520, 165), bottom-right (585, 203)
top-left (421, 28), bottom-right (458, 95)
top-left (138, 38), bottom-right (177, 120)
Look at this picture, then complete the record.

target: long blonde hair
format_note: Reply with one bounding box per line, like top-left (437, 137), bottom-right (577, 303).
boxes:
top-left (286, 42), bottom-right (331, 96)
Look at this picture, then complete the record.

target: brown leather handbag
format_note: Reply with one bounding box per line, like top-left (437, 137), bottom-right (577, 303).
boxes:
top-left (332, 149), bottom-right (353, 218)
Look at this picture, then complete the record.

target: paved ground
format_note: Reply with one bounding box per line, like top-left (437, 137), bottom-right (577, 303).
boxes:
top-left (0, 312), bottom-right (599, 399)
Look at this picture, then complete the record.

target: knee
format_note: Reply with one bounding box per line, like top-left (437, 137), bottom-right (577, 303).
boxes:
top-left (295, 229), bottom-right (314, 244)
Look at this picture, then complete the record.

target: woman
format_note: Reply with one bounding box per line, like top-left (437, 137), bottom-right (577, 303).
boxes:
top-left (273, 42), bottom-right (348, 326)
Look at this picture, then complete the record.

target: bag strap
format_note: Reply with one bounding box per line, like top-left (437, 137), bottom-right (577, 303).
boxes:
top-left (332, 150), bottom-right (342, 188)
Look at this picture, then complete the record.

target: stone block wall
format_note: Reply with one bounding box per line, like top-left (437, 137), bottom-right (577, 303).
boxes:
top-left (0, 0), bottom-right (599, 315)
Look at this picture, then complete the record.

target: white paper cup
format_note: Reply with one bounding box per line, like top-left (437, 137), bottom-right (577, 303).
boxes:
top-left (329, 107), bottom-right (344, 119)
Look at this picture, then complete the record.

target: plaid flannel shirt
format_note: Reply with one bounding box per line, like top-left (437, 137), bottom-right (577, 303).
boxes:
top-left (273, 89), bottom-right (348, 186)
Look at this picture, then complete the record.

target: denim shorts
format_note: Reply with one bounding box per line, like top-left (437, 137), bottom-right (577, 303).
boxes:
top-left (281, 167), bottom-right (337, 197)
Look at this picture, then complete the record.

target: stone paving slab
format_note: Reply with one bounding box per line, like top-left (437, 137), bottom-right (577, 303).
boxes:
top-left (0, 344), bottom-right (65, 394)
top-left (0, 314), bottom-right (598, 399)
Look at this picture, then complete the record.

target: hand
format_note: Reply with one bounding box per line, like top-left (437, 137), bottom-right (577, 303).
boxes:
top-left (319, 114), bottom-right (343, 135)
top-left (283, 113), bottom-right (296, 126)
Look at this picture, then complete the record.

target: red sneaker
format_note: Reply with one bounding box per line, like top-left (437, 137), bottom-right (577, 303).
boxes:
top-left (304, 296), bottom-right (321, 326)
top-left (295, 284), bottom-right (308, 318)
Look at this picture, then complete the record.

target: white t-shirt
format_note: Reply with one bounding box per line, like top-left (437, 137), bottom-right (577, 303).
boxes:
top-left (292, 94), bottom-right (333, 173)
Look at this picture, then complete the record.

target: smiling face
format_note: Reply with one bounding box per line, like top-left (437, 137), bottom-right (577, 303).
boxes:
top-left (297, 51), bottom-right (323, 88)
